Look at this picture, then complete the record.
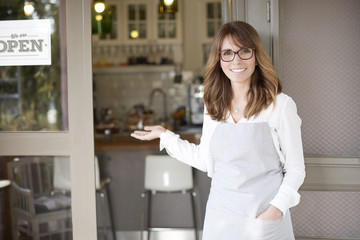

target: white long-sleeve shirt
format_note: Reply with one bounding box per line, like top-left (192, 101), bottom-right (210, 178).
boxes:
top-left (159, 93), bottom-right (306, 215)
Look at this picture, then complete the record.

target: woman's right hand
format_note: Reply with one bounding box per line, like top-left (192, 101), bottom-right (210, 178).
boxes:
top-left (130, 125), bottom-right (167, 141)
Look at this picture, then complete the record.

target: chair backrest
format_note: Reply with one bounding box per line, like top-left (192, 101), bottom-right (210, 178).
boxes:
top-left (54, 156), bottom-right (100, 191)
top-left (144, 155), bottom-right (193, 192)
top-left (7, 157), bottom-right (54, 198)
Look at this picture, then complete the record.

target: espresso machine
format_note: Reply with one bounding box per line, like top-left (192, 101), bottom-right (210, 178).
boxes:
top-left (188, 83), bottom-right (204, 126)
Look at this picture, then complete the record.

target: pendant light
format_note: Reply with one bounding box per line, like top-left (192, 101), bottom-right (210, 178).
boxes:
top-left (94, 0), bottom-right (105, 13)
top-left (24, 1), bottom-right (35, 16)
top-left (159, 0), bottom-right (178, 13)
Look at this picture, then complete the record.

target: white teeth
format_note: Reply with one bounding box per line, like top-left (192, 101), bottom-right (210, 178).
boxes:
top-left (231, 68), bottom-right (246, 73)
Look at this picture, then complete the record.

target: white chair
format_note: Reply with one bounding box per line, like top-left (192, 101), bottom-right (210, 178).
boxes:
top-left (0, 179), bottom-right (10, 189)
top-left (7, 156), bottom-right (115, 240)
top-left (7, 157), bottom-right (72, 240)
top-left (141, 155), bottom-right (199, 240)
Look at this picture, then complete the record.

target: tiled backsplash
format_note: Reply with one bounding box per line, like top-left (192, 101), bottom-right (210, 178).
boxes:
top-left (93, 67), bottom-right (192, 128)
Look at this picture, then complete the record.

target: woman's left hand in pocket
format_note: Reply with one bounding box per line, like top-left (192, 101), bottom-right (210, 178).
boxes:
top-left (256, 205), bottom-right (283, 221)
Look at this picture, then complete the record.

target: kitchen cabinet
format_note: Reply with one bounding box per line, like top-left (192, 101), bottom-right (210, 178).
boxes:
top-left (93, 0), bottom-right (182, 45)
top-left (197, 0), bottom-right (222, 43)
top-left (92, 0), bottom-right (183, 67)
top-left (197, 0), bottom-right (222, 65)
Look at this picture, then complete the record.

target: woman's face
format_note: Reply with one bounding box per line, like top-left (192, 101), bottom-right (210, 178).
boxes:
top-left (219, 36), bottom-right (256, 86)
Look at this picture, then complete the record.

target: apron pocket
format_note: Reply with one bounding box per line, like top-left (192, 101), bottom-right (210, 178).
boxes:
top-left (248, 217), bottom-right (284, 239)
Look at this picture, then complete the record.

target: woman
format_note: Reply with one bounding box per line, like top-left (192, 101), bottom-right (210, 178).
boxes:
top-left (131, 21), bottom-right (305, 240)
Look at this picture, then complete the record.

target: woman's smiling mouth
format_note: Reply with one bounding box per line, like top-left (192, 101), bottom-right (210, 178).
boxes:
top-left (230, 68), bottom-right (247, 73)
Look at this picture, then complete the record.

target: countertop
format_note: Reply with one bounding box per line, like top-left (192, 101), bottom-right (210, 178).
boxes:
top-left (94, 131), bottom-right (201, 151)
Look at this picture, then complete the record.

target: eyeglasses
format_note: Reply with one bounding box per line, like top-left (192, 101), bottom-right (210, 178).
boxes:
top-left (219, 48), bottom-right (255, 62)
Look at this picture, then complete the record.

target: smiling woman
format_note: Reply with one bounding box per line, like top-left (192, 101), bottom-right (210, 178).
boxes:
top-left (131, 21), bottom-right (305, 240)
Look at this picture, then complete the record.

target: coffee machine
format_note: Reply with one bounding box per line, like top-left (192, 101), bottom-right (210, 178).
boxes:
top-left (188, 83), bottom-right (204, 126)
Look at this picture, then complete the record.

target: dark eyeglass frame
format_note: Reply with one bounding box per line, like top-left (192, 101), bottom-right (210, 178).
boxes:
top-left (218, 48), bottom-right (256, 62)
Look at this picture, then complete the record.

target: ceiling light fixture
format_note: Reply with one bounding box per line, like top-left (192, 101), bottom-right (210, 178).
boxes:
top-left (94, 0), bottom-right (105, 13)
top-left (24, 1), bottom-right (35, 16)
top-left (159, 0), bottom-right (178, 13)
top-left (130, 30), bottom-right (139, 39)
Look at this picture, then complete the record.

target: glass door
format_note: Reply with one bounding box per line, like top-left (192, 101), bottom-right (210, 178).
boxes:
top-left (0, 0), bottom-right (96, 239)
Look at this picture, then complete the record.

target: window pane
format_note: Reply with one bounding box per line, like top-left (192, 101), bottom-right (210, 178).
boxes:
top-left (128, 4), bottom-right (135, 20)
top-left (207, 22), bottom-right (215, 37)
top-left (96, 4), bottom-right (117, 40)
top-left (139, 4), bottom-right (146, 20)
top-left (128, 23), bottom-right (137, 39)
top-left (207, 3), bottom-right (214, 19)
top-left (217, 3), bottom-right (222, 18)
top-left (0, 0), bottom-right (68, 131)
top-left (168, 22), bottom-right (176, 38)
top-left (158, 11), bottom-right (165, 20)
top-left (1, 156), bottom-right (72, 239)
top-left (158, 23), bottom-right (166, 38)
top-left (168, 12), bottom-right (176, 20)
top-left (139, 23), bottom-right (147, 38)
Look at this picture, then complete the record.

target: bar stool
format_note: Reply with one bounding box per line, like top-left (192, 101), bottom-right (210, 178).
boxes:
top-left (141, 155), bottom-right (199, 240)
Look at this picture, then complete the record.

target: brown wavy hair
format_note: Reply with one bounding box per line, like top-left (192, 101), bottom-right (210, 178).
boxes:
top-left (203, 21), bottom-right (282, 121)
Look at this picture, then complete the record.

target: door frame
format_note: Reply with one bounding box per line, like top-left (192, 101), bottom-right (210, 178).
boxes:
top-left (0, 0), bottom-right (97, 239)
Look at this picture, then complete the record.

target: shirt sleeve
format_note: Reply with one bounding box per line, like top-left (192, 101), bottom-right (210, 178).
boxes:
top-left (269, 97), bottom-right (306, 216)
top-left (159, 107), bottom-right (216, 175)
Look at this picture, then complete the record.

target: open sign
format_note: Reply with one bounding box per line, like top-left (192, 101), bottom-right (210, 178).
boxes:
top-left (0, 19), bottom-right (51, 66)
top-left (0, 39), bottom-right (45, 53)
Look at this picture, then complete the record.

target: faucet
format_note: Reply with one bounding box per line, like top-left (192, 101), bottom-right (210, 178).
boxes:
top-left (148, 88), bottom-right (168, 123)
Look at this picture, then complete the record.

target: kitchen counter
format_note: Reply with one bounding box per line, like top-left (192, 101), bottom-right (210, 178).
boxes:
top-left (94, 132), bottom-right (201, 151)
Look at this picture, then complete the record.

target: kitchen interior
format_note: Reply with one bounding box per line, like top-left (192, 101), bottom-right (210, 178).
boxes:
top-left (0, 0), bottom-right (359, 240)
top-left (92, 0), bottom-right (218, 239)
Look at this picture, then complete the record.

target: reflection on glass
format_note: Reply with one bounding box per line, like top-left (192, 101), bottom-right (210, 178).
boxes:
top-left (0, 0), bottom-right (68, 131)
top-left (0, 155), bottom-right (115, 240)
top-left (2, 156), bottom-right (72, 239)
top-left (128, 4), bottom-right (135, 20)
top-left (139, 4), bottom-right (146, 20)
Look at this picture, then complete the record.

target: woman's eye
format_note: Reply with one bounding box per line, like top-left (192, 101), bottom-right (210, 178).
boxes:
top-left (223, 51), bottom-right (233, 56)
top-left (241, 48), bottom-right (252, 54)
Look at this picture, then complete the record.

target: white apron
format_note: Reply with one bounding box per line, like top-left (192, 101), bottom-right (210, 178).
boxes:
top-left (202, 121), bottom-right (295, 240)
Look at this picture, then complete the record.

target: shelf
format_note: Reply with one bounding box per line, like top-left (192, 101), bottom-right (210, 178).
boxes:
top-left (92, 65), bottom-right (175, 74)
